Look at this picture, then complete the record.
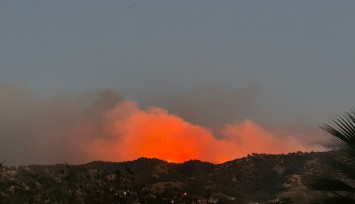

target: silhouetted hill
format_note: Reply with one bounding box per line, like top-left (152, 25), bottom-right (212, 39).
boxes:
top-left (0, 151), bottom-right (331, 203)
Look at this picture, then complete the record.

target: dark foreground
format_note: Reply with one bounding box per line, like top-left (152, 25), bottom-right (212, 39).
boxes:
top-left (0, 152), bottom-right (330, 204)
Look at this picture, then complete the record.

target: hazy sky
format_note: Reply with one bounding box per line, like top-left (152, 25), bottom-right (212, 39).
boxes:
top-left (0, 1), bottom-right (355, 164)
top-left (1, 1), bottom-right (355, 123)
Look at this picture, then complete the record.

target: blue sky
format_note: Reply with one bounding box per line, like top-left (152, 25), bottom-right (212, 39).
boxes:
top-left (1, 0), bottom-right (355, 125)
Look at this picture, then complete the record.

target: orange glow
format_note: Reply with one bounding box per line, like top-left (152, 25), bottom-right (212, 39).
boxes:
top-left (85, 101), bottom-right (324, 163)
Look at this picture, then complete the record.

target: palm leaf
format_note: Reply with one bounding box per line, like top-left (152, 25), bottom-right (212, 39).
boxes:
top-left (311, 110), bottom-right (355, 203)
top-left (310, 176), bottom-right (355, 191)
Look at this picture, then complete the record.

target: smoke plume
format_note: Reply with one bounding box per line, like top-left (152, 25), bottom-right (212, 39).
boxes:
top-left (84, 101), bottom-right (324, 163)
top-left (0, 84), bottom-right (325, 165)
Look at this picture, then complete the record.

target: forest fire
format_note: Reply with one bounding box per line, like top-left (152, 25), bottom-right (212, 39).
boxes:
top-left (0, 86), bottom-right (327, 165)
top-left (85, 101), bottom-right (324, 164)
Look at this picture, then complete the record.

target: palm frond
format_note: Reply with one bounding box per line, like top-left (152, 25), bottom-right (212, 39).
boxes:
top-left (310, 177), bottom-right (355, 192)
top-left (320, 112), bottom-right (355, 151)
top-left (311, 110), bottom-right (355, 203)
top-left (327, 156), bottom-right (355, 181)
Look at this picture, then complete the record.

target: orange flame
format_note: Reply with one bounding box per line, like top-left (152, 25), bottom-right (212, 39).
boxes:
top-left (85, 101), bottom-right (324, 164)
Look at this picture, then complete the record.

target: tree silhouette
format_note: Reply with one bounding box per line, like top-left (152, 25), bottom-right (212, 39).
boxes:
top-left (310, 110), bottom-right (355, 203)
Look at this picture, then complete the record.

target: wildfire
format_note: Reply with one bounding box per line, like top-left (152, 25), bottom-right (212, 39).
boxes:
top-left (85, 101), bottom-right (324, 164)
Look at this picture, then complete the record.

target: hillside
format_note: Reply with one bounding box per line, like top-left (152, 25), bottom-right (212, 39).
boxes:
top-left (0, 151), bottom-right (331, 203)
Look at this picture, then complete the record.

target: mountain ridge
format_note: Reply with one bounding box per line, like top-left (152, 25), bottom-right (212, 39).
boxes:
top-left (0, 151), bottom-right (330, 203)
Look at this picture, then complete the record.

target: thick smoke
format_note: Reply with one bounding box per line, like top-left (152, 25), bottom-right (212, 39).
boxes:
top-left (0, 84), bottom-right (121, 165)
top-left (85, 101), bottom-right (324, 163)
top-left (0, 84), bottom-right (325, 165)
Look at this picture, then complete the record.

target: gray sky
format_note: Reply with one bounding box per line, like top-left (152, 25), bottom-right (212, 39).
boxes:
top-left (0, 1), bottom-right (354, 164)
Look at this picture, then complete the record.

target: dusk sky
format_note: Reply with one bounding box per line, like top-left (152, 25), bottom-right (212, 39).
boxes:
top-left (0, 1), bottom-right (354, 165)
